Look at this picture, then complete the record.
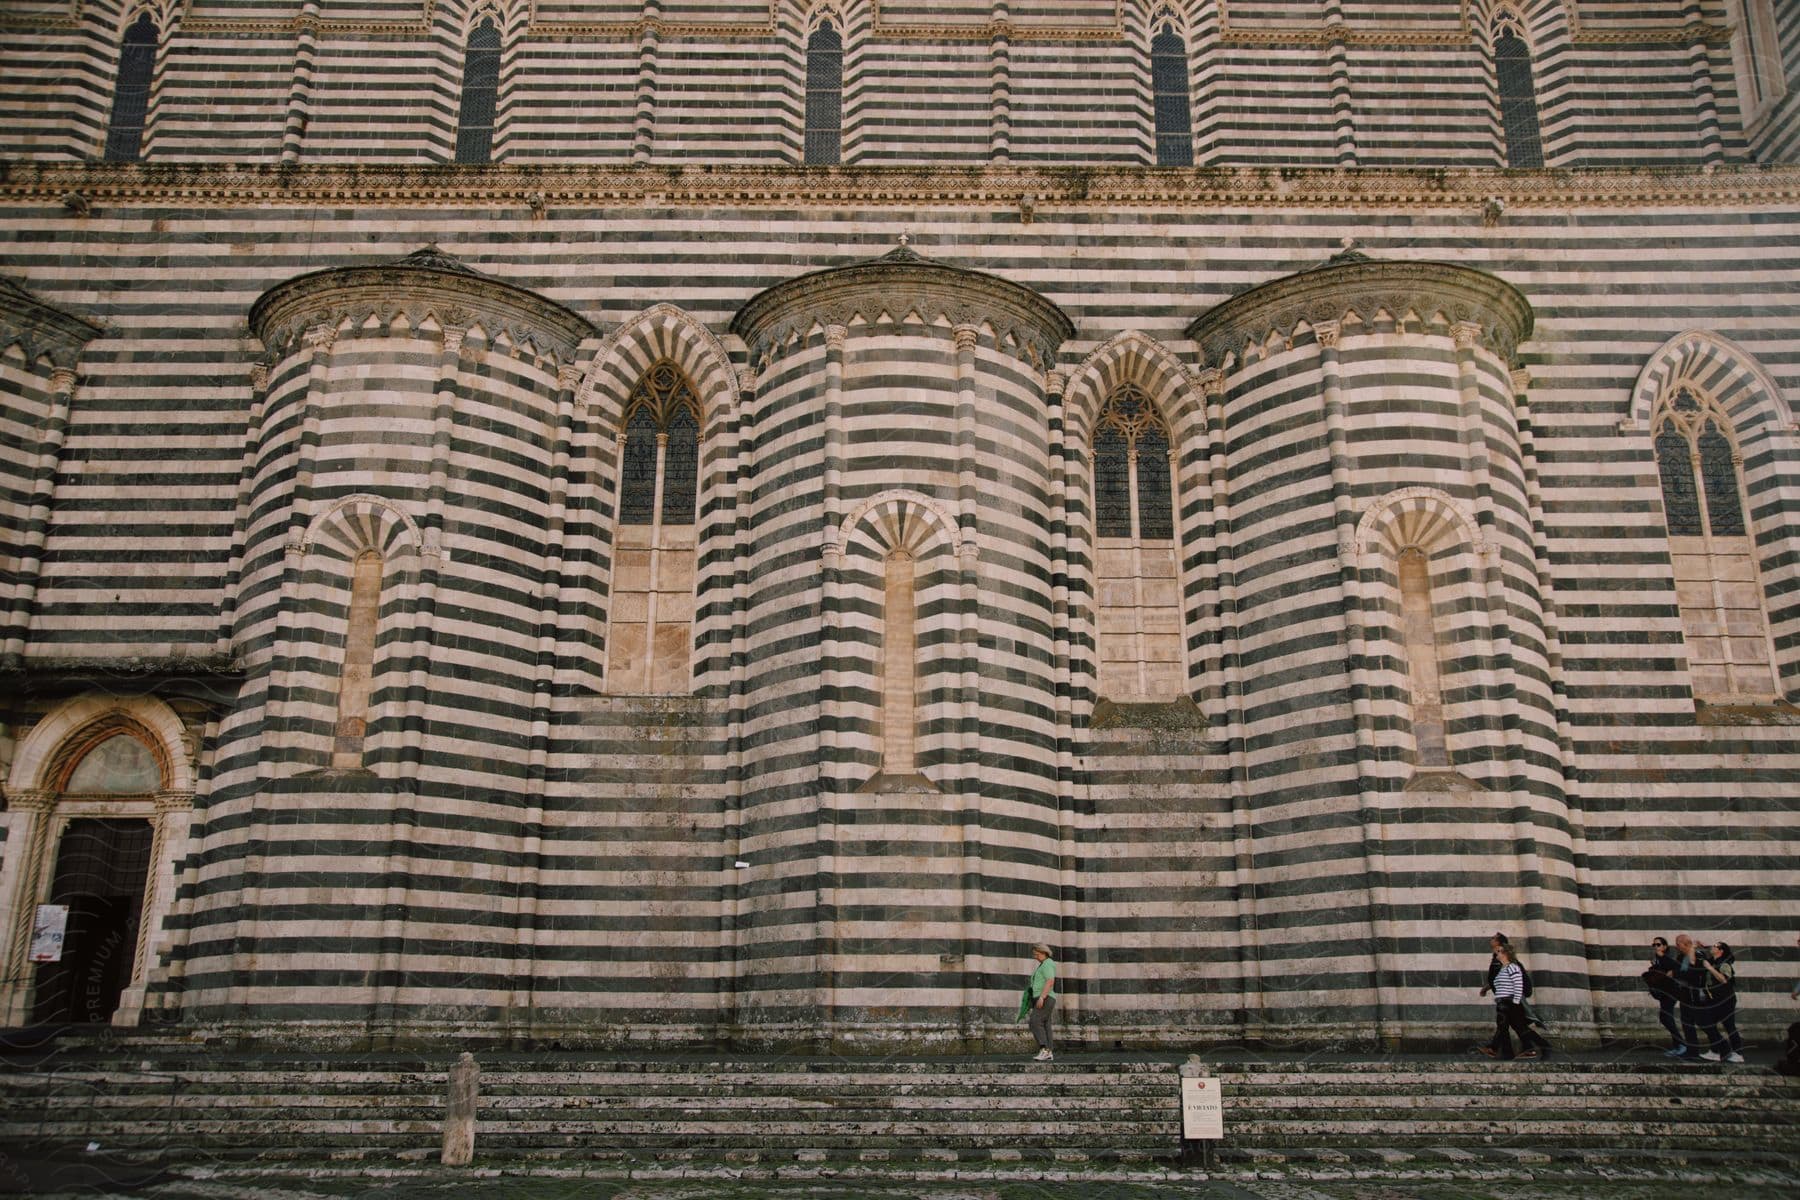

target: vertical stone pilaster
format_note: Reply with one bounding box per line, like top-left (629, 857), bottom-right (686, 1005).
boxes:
top-left (0, 789), bottom-right (56, 1026)
top-left (989, 3), bottom-right (1011, 162)
top-left (217, 362), bottom-right (267, 657)
top-left (281, 1), bottom-right (320, 163)
top-left (1, 366), bottom-right (77, 668)
top-left (633, 1), bottom-right (661, 162)
top-left (1323, 2), bottom-right (1358, 166)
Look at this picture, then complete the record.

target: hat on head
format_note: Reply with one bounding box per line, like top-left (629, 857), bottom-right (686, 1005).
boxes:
top-left (1031, 943), bottom-right (1053, 957)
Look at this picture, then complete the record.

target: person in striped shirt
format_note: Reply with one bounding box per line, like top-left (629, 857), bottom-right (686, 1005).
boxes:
top-left (1481, 944), bottom-right (1551, 1061)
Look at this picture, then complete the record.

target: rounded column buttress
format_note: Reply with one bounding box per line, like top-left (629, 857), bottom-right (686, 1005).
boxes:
top-left (190, 249), bottom-right (595, 1028)
top-left (730, 245), bottom-right (1073, 1049)
top-left (1186, 250), bottom-right (1574, 1044)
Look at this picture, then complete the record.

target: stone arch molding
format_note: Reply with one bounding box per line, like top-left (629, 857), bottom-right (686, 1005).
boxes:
top-left (1061, 330), bottom-right (1206, 448)
top-left (1356, 487), bottom-right (1489, 562)
top-left (1467, 0), bottom-right (1570, 47)
top-left (1625, 330), bottom-right (1794, 436)
top-left (579, 304), bottom-right (739, 437)
top-left (297, 494), bottom-right (430, 563)
top-left (6, 694), bottom-right (194, 799)
top-left (837, 489), bottom-right (964, 561)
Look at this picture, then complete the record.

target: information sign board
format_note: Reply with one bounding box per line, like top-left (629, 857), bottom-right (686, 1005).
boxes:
top-left (30, 904), bottom-right (68, 963)
top-left (1180, 1074), bottom-right (1224, 1140)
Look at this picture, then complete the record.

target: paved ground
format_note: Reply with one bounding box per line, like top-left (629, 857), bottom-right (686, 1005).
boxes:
top-left (11, 1162), bottom-right (1800, 1200)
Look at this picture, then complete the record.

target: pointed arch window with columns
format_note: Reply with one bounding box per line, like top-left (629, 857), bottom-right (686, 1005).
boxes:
top-left (455, 14), bottom-right (502, 163)
top-left (608, 360), bottom-right (703, 694)
top-left (104, 11), bottom-right (160, 162)
top-left (1491, 13), bottom-right (1544, 168)
top-left (1092, 383), bottom-right (1183, 700)
top-left (1149, 17), bottom-right (1194, 167)
top-left (1653, 385), bottom-right (1779, 701)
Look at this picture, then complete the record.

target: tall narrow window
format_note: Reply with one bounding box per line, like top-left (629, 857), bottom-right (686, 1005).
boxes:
top-left (1654, 386), bottom-right (1777, 700)
top-left (1728, 0), bottom-right (1786, 125)
top-left (1092, 385), bottom-right (1183, 700)
top-left (805, 22), bottom-right (844, 165)
top-left (1150, 22), bottom-right (1193, 167)
top-left (1493, 24), bottom-right (1544, 168)
top-left (880, 549), bottom-right (918, 777)
top-left (104, 13), bottom-right (158, 162)
top-left (608, 361), bottom-right (703, 694)
top-left (332, 550), bottom-right (382, 768)
top-left (1398, 548), bottom-right (1449, 767)
top-left (455, 17), bottom-right (501, 164)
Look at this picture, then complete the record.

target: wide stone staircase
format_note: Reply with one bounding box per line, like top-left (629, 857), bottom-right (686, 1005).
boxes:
top-left (3, 1040), bottom-right (1798, 1181)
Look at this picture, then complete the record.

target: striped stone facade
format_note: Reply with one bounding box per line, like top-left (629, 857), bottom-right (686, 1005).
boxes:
top-left (0, 0), bottom-right (1797, 1050)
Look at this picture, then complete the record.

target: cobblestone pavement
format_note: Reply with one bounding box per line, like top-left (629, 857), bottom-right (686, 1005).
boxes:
top-left (19, 1166), bottom-right (1785, 1200)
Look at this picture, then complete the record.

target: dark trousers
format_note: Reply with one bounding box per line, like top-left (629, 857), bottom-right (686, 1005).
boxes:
top-left (1029, 994), bottom-right (1056, 1050)
top-left (1493, 1000), bottom-right (1548, 1059)
top-left (1692, 998), bottom-right (1743, 1055)
top-left (1656, 996), bottom-right (1683, 1046)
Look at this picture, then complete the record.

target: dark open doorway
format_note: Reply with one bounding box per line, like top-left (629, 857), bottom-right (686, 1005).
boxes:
top-left (31, 818), bottom-right (153, 1024)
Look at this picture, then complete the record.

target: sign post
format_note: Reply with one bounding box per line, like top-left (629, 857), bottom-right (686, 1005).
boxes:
top-left (1178, 1054), bottom-right (1223, 1167)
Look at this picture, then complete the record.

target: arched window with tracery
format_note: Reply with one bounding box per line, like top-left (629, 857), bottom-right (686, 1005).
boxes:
top-left (104, 12), bottom-right (159, 162)
top-left (1150, 20), bottom-right (1193, 167)
top-left (455, 16), bottom-right (502, 164)
top-left (1653, 385), bottom-right (1778, 700)
top-left (608, 360), bottom-right (702, 694)
top-left (1492, 17), bottom-right (1544, 168)
top-left (805, 21), bottom-right (844, 164)
top-left (1092, 384), bottom-right (1183, 700)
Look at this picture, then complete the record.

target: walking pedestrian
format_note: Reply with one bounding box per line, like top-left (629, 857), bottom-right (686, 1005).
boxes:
top-left (1478, 932), bottom-right (1509, 1054)
top-left (1019, 943), bottom-right (1057, 1062)
top-left (1645, 935), bottom-right (1685, 1056)
top-left (1692, 941), bottom-right (1745, 1063)
top-left (1670, 934), bottom-right (1713, 1060)
top-left (1480, 944), bottom-right (1550, 1060)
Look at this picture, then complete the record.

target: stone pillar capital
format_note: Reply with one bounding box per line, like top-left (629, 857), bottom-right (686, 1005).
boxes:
top-left (952, 324), bottom-right (982, 353)
top-left (824, 325), bottom-right (849, 352)
top-left (736, 365), bottom-right (759, 393)
top-left (1044, 368), bottom-right (1068, 398)
top-left (1451, 320), bottom-right (1484, 351)
top-left (1510, 366), bottom-right (1531, 396)
top-left (302, 323), bottom-right (338, 352)
top-left (4, 788), bottom-right (55, 814)
top-left (557, 362), bottom-right (583, 391)
top-left (154, 790), bottom-right (196, 814)
top-left (440, 327), bottom-right (467, 356)
top-left (49, 367), bottom-right (78, 396)
top-left (1314, 321), bottom-right (1342, 350)
top-left (249, 363), bottom-right (270, 393)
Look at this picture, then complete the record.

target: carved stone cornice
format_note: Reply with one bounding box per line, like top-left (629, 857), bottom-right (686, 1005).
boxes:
top-left (730, 244), bottom-right (1073, 373)
top-left (4, 163), bottom-right (1794, 214)
top-left (0, 275), bottom-right (102, 371)
top-left (249, 245), bottom-right (594, 366)
top-left (1187, 256), bottom-right (1535, 371)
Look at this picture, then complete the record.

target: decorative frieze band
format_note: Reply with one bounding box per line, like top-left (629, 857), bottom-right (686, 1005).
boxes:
top-left (3, 163), bottom-right (1794, 213)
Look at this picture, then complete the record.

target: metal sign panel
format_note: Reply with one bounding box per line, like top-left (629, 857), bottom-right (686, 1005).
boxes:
top-left (30, 904), bottom-right (68, 963)
top-left (1180, 1074), bottom-right (1224, 1140)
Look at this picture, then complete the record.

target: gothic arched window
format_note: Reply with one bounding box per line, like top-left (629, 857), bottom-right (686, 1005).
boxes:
top-left (455, 17), bottom-right (502, 164)
top-left (1150, 22), bottom-right (1193, 167)
top-left (805, 22), bottom-right (844, 164)
top-left (1092, 385), bottom-right (1183, 700)
top-left (104, 13), bottom-right (159, 162)
top-left (1493, 22), bottom-right (1544, 168)
top-left (608, 361), bottom-right (703, 694)
top-left (1653, 386), bottom-right (1776, 700)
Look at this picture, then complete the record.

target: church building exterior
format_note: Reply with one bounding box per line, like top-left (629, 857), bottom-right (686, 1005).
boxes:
top-left (0, 0), bottom-right (1797, 1050)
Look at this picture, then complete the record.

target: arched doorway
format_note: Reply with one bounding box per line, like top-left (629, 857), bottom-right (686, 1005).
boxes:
top-left (30, 732), bottom-right (160, 1024)
top-left (1, 699), bottom-right (193, 1028)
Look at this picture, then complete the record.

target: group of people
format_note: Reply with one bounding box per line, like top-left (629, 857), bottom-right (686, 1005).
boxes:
top-left (1477, 932), bottom-right (1552, 1060)
top-left (1643, 934), bottom-right (1746, 1062)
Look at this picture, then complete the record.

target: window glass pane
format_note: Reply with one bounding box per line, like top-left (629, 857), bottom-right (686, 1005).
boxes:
top-left (1700, 422), bottom-right (1745, 536)
top-left (1151, 26), bottom-right (1192, 166)
top-left (619, 406), bottom-right (659, 525)
top-left (1656, 425), bottom-right (1703, 537)
top-left (104, 15), bottom-right (158, 163)
top-left (1094, 426), bottom-right (1132, 538)
top-left (1135, 426), bottom-right (1173, 539)
top-left (455, 19), bottom-right (501, 164)
top-left (64, 734), bottom-right (160, 793)
top-left (805, 24), bottom-right (843, 164)
top-left (1495, 31), bottom-right (1544, 168)
top-left (661, 405), bottom-right (699, 525)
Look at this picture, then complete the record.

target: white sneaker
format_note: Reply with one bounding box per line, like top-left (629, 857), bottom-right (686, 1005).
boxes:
top-left (1034, 1049), bottom-right (1053, 1061)
top-left (1724, 1052), bottom-right (1745, 1064)
top-left (1698, 1050), bottom-right (1721, 1062)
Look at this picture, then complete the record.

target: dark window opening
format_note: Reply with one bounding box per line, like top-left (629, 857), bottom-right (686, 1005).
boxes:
top-left (1656, 425), bottom-right (1702, 536)
top-left (1094, 426), bottom-right (1132, 538)
top-left (1135, 425), bottom-right (1174, 538)
top-left (455, 18), bottom-right (501, 164)
top-left (1151, 23), bottom-right (1193, 167)
top-left (1495, 29), bottom-right (1544, 168)
top-left (1700, 422), bottom-right (1745, 536)
top-left (619, 405), bottom-right (660, 525)
top-left (805, 23), bottom-right (844, 164)
top-left (104, 14), bottom-right (158, 162)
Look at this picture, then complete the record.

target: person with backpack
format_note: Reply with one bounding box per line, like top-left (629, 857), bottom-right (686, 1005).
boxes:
top-left (1480, 944), bottom-right (1551, 1060)
top-left (1690, 941), bottom-right (1746, 1063)
top-left (1645, 935), bottom-right (1686, 1056)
